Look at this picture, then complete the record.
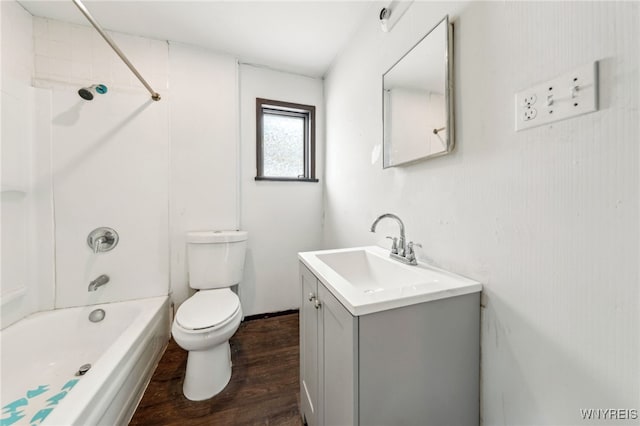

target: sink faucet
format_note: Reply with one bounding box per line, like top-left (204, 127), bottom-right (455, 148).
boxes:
top-left (370, 213), bottom-right (420, 265)
top-left (370, 213), bottom-right (406, 256)
top-left (88, 274), bottom-right (110, 292)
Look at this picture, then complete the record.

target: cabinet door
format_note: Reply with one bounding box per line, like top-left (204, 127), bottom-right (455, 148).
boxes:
top-left (319, 284), bottom-right (358, 426)
top-left (300, 265), bottom-right (320, 426)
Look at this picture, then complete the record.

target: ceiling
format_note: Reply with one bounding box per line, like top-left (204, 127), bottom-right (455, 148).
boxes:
top-left (18, 1), bottom-right (376, 77)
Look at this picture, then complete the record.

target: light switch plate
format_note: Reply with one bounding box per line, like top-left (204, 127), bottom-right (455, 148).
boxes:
top-left (515, 62), bottom-right (599, 131)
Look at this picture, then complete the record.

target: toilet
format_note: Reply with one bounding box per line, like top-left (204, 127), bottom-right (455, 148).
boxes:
top-left (171, 230), bottom-right (248, 401)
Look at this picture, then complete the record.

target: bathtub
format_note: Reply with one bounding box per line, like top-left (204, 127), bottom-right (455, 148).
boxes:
top-left (0, 296), bottom-right (170, 426)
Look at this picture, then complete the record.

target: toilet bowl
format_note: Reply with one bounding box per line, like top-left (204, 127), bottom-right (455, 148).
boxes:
top-left (172, 289), bottom-right (243, 400)
top-left (171, 230), bottom-right (248, 401)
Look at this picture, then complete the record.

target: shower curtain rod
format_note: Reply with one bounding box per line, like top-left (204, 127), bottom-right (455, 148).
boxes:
top-left (72, 0), bottom-right (161, 101)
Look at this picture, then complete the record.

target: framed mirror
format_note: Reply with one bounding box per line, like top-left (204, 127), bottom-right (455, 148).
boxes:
top-left (383, 16), bottom-right (453, 168)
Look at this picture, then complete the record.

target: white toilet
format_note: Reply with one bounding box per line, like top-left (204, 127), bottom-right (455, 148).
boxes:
top-left (171, 230), bottom-right (248, 401)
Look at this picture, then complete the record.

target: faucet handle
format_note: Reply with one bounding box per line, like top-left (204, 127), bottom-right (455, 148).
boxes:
top-left (407, 241), bottom-right (422, 253)
top-left (406, 241), bottom-right (422, 263)
top-left (87, 227), bottom-right (119, 254)
top-left (385, 236), bottom-right (399, 254)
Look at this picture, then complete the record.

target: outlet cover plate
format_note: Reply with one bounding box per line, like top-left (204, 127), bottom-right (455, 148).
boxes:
top-left (515, 62), bottom-right (598, 131)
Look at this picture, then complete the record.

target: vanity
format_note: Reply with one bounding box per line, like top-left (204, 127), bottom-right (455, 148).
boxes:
top-left (298, 246), bottom-right (482, 426)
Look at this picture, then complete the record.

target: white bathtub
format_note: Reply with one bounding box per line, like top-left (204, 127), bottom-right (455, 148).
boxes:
top-left (0, 296), bottom-right (170, 426)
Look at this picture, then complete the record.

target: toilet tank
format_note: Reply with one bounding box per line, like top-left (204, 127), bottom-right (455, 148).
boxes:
top-left (186, 230), bottom-right (248, 289)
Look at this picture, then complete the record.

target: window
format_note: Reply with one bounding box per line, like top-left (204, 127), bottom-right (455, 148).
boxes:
top-left (256, 98), bottom-right (317, 182)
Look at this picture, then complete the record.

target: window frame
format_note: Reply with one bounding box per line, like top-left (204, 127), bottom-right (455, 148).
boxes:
top-left (255, 98), bottom-right (318, 182)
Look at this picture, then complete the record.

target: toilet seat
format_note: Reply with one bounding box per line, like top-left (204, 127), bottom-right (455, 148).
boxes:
top-left (176, 289), bottom-right (240, 331)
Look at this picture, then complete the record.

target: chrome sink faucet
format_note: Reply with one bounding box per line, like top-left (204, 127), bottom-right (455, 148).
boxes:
top-left (88, 274), bottom-right (110, 292)
top-left (370, 213), bottom-right (420, 265)
top-left (370, 213), bottom-right (406, 256)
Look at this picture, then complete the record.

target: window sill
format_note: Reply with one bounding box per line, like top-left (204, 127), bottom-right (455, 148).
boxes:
top-left (255, 176), bottom-right (319, 183)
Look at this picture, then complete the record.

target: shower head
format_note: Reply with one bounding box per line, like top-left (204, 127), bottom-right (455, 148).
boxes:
top-left (78, 87), bottom-right (94, 100)
top-left (78, 84), bottom-right (108, 100)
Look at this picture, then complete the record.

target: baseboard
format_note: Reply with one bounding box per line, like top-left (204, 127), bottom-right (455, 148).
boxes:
top-left (243, 309), bottom-right (299, 322)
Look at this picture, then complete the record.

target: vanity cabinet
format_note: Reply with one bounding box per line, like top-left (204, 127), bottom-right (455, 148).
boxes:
top-left (300, 264), bottom-right (358, 426)
top-left (299, 262), bottom-right (480, 426)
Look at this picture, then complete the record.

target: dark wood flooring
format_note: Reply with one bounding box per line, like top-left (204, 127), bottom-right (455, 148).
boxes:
top-left (130, 312), bottom-right (303, 426)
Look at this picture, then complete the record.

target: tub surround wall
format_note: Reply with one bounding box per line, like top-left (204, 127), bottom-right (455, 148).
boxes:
top-left (324, 1), bottom-right (639, 424)
top-left (50, 90), bottom-right (170, 308)
top-left (30, 17), bottom-right (171, 308)
top-left (1, 0), bottom-right (32, 321)
top-left (1, 2), bottom-right (32, 197)
top-left (32, 17), bottom-right (168, 97)
top-left (0, 1), bottom-right (55, 328)
top-left (239, 64), bottom-right (324, 316)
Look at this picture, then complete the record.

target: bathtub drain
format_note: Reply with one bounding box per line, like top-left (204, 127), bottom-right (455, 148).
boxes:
top-left (89, 308), bottom-right (106, 322)
top-left (76, 363), bottom-right (91, 376)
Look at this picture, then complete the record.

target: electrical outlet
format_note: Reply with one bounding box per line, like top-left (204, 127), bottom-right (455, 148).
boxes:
top-left (523, 107), bottom-right (537, 121)
top-left (515, 61), bottom-right (598, 131)
top-left (522, 94), bottom-right (537, 107)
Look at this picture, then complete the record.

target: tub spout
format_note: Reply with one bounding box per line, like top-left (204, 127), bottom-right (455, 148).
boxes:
top-left (88, 274), bottom-right (110, 292)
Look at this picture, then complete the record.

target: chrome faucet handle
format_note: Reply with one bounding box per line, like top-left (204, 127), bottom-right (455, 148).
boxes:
top-left (406, 241), bottom-right (422, 264)
top-left (385, 236), bottom-right (399, 254)
top-left (87, 227), bottom-right (119, 254)
top-left (93, 236), bottom-right (106, 253)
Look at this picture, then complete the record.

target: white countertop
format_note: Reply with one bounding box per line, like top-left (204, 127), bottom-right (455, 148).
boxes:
top-left (298, 245), bottom-right (482, 316)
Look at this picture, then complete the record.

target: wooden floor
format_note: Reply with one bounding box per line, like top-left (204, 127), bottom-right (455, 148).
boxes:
top-left (130, 312), bottom-right (303, 426)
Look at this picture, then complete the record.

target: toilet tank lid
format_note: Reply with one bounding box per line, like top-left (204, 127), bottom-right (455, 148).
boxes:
top-left (187, 230), bottom-right (248, 243)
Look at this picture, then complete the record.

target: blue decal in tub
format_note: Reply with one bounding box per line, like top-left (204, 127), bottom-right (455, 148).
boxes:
top-left (1, 380), bottom-right (80, 426)
top-left (60, 379), bottom-right (78, 392)
top-left (24, 387), bottom-right (47, 400)
top-left (1, 398), bottom-right (27, 426)
top-left (28, 408), bottom-right (53, 426)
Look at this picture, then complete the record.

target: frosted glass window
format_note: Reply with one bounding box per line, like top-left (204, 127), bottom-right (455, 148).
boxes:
top-left (256, 98), bottom-right (317, 182)
top-left (263, 113), bottom-right (304, 177)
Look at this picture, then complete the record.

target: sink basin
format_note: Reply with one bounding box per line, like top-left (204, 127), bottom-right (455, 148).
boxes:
top-left (299, 246), bottom-right (481, 315)
top-left (316, 249), bottom-right (430, 292)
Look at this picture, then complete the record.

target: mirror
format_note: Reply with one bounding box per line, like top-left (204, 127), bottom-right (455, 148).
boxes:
top-left (383, 16), bottom-right (453, 168)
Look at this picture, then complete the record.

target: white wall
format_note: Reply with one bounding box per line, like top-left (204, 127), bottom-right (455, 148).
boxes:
top-left (168, 43), bottom-right (239, 307)
top-left (324, 1), bottom-right (638, 424)
top-left (239, 64), bottom-right (324, 316)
